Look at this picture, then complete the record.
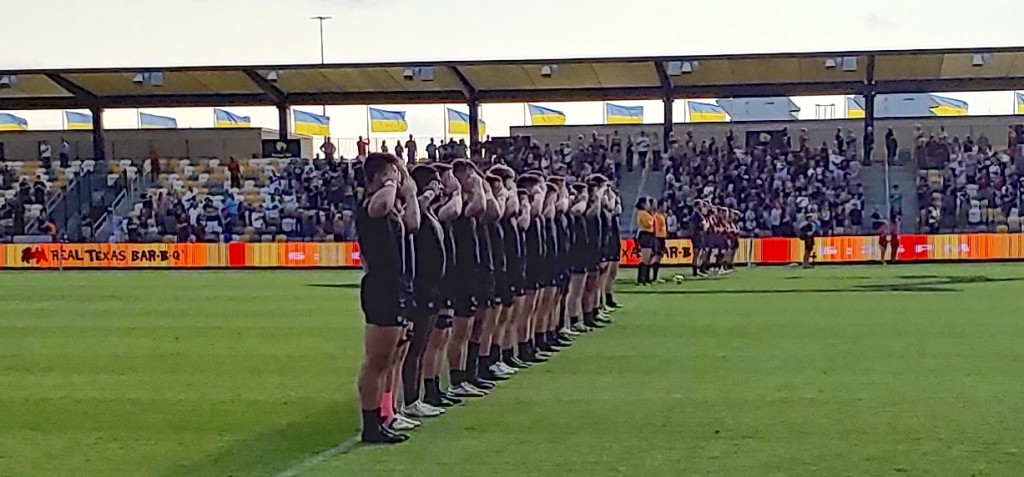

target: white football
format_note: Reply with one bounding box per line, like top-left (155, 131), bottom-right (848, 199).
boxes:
top-left (673, 274), bottom-right (685, 284)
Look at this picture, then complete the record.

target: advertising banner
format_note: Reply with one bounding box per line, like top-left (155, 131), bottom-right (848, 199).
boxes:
top-left (2, 235), bottom-right (1023, 270)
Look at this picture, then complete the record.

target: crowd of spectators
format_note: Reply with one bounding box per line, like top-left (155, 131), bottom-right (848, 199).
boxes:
top-left (914, 125), bottom-right (1024, 233)
top-left (658, 128), bottom-right (874, 239)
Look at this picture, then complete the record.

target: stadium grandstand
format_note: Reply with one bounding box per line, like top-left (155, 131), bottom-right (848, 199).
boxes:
top-left (3, 47), bottom-right (1024, 247)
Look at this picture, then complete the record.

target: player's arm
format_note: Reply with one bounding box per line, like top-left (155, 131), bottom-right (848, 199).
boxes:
top-left (398, 171), bottom-right (421, 232)
top-left (464, 175), bottom-right (486, 218)
top-left (367, 178), bottom-right (398, 219)
top-left (438, 190), bottom-right (462, 222)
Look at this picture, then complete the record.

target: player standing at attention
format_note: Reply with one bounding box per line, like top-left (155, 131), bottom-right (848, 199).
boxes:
top-left (400, 165), bottom-right (448, 420)
top-left (472, 173), bottom-right (513, 383)
top-left (651, 199), bottom-right (669, 283)
top-left (506, 186), bottom-right (534, 368)
top-left (355, 152), bottom-right (418, 444)
top-left (635, 197), bottom-right (655, 285)
top-left (566, 183), bottom-right (591, 333)
top-left (593, 183), bottom-right (616, 323)
top-left (800, 213), bottom-right (817, 269)
top-left (516, 174), bottom-right (548, 364)
top-left (689, 200), bottom-right (708, 278)
top-left (879, 217), bottom-right (900, 264)
top-left (465, 168), bottom-right (501, 390)
top-left (603, 189), bottom-right (622, 309)
top-left (421, 163), bottom-right (464, 409)
top-left (488, 166), bottom-right (524, 376)
top-left (581, 175), bottom-right (608, 329)
top-left (445, 160), bottom-right (489, 398)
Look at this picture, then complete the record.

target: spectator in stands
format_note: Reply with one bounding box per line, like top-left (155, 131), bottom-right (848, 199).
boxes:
top-left (885, 128), bottom-right (898, 164)
top-left (37, 216), bottom-right (57, 241)
top-left (320, 138), bottom-right (337, 161)
top-left (40, 140), bottom-right (53, 170)
top-left (394, 140), bottom-right (403, 159)
top-left (405, 135), bottom-right (417, 165)
top-left (149, 145), bottom-right (161, 182)
top-left (426, 138), bottom-right (438, 162)
top-left (227, 156), bottom-right (242, 189)
top-left (32, 179), bottom-right (47, 205)
top-left (357, 136), bottom-right (369, 158)
top-left (59, 138), bottom-right (71, 168)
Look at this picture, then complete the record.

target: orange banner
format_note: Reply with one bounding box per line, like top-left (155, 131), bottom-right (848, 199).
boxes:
top-left (2, 234), bottom-right (1023, 270)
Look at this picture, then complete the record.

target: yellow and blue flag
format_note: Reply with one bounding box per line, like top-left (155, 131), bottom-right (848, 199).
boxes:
top-left (214, 108), bottom-right (251, 128)
top-left (447, 108), bottom-right (486, 138)
top-left (929, 95), bottom-right (968, 117)
top-left (605, 103), bottom-right (643, 124)
top-left (293, 110), bottom-right (331, 136)
top-left (140, 112), bottom-right (177, 129)
top-left (369, 108), bottom-right (408, 133)
top-left (65, 111), bottom-right (93, 130)
top-left (0, 113), bottom-right (29, 131)
top-left (846, 97), bottom-right (865, 118)
top-left (687, 101), bottom-right (728, 123)
top-left (1016, 92), bottom-right (1024, 115)
top-left (528, 104), bottom-right (566, 126)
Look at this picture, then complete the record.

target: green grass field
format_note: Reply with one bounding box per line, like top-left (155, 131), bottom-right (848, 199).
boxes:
top-left (3, 264), bottom-right (1024, 476)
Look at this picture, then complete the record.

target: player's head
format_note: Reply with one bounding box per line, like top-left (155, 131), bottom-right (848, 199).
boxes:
top-left (570, 182), bottom-right (588, 206)
top-left (411, 164), bottom-right (440, 190)
top-left (451, 159), bottom-right (474, 187)
top-left (516, 173), bottom-right (544, 198)
top-left (363, 152), bottom-right (401, 191)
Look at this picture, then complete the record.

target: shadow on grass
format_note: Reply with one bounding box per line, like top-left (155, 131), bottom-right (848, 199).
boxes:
top-left (307, 283), bottom-right (361, 289)
top-left (620, 275), bottom-right (1024, 296)
top-left (158, 403), bottom-right (357, 477)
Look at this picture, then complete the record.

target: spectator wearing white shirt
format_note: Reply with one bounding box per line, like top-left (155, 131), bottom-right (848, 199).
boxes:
top-left (40, 141), bottom-right (53, 169)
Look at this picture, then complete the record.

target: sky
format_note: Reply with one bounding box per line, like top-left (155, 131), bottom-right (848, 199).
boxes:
top-left (3, 0), bottom-right (1024, 154)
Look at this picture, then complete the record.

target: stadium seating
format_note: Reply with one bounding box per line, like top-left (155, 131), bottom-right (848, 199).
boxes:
top-left (0, 160), bottom-right (87, 240)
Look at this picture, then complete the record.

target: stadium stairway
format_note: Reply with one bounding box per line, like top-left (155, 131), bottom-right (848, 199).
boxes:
top-left (858, 163), bottom-right (918, 222)
top-left (616, 163), bottom-right (665, 237)
top-left (27, 160), bottom-right (108, 239)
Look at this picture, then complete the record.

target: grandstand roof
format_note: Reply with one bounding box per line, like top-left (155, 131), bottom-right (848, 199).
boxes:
top-left (3, 47), bottom-right (1024, 110)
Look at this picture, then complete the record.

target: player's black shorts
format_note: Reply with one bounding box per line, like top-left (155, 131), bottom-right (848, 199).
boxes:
top-left (493, 270), bottom-right (515, 306)
top-left (435, 313), bottom-right (453, 330)
top-left (450, 267), bottom-right (479, 317)
top-left (476, 268), bottom-right (497, 308)
top-left (637, 231), bottom-right (656, 250)
top-left (653, 237), bottom-right (667, 256)
top-left (360, 275), bottom-right (407, 327)
top-left (412, 280), bottom-right (441, 317)
top-left (525, 259), bottom-right (545, 291)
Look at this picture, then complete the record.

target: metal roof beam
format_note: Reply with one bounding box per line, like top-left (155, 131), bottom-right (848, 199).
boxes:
top-left (448, 66), bottom-right (477, 101)
top-left (44, 73), bottom-right (100, 106)
top-left (243, 69), bottom-right (287, 104)
top-left (654, 61), bottom-right (672, 92)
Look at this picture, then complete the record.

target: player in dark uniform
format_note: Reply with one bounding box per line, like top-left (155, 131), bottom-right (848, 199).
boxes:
top-left (532, 181), bottom-right (562, 355)
top-left (355, 152), bottom-right (419, 444)
top-left (581, 175), bottom-right (609, 329)
top-left (800, 213), bottom-right (817, 269)
top-left (444, 160), bottom-right (490, 398)
top-left (421, 163), bottom-right (464, 409)
top-left (469, 172), bottom-right (510, 384)
top-left (516, 174), bottom-right (548, 364)
top-left (690, 200), bottom-right (709, 278)
top-left (506, 186), bottom-right (534, 368)
top-left (565, 182), bottom-right (590, 334)
top-left (486, 165), bottom-right (525, 376)
top-left (399, 165), bottom-right (451, 420)
top-left (603, 189), bottom-right (623, 309)
top-left (595, 182), bottom-right (618, 322)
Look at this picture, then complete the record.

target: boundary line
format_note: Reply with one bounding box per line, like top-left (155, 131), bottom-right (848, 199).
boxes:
top-left (273, 435), bottom-right (361, 477)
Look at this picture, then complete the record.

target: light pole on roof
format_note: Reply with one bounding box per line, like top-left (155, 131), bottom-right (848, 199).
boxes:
top-left (310, 15), bottom-right (332, 119)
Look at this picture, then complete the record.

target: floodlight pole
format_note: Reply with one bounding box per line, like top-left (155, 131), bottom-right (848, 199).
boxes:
top-left (310, 16), bottom-right (332, 118)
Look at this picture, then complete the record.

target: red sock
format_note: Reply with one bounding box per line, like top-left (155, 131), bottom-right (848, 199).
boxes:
top-left (380, 392), bottom-right (395, 422)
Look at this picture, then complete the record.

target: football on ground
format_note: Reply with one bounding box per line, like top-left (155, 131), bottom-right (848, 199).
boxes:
top-left (3, 264), bottom-right (1023, 476)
